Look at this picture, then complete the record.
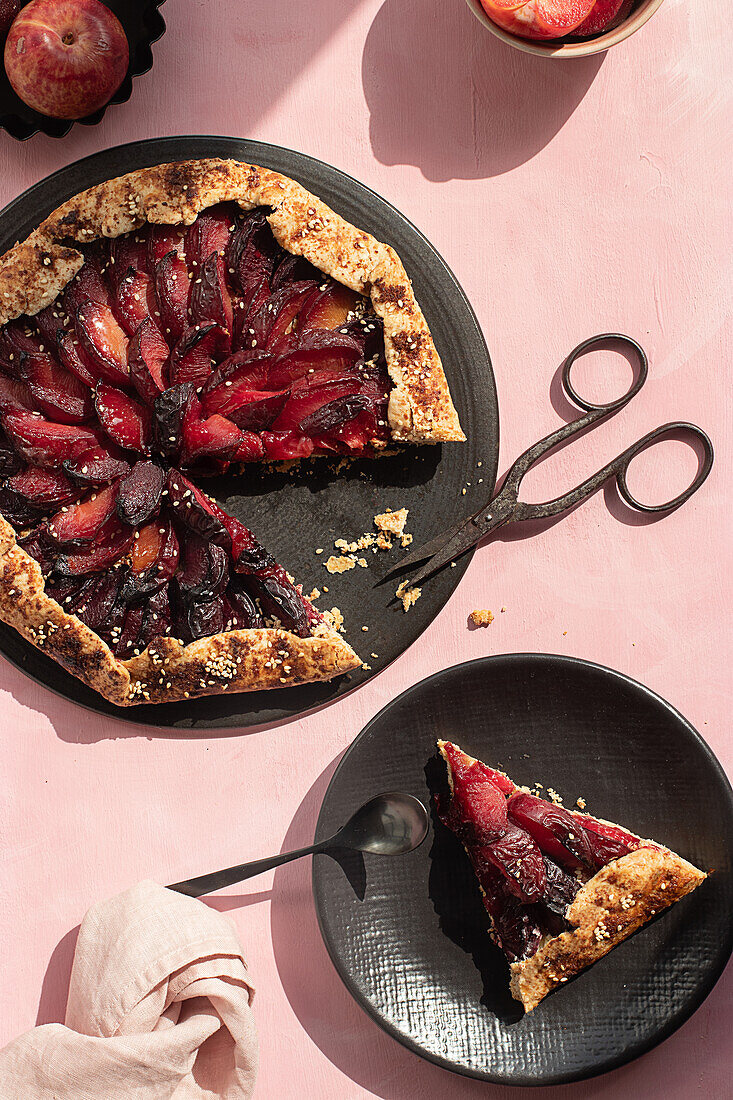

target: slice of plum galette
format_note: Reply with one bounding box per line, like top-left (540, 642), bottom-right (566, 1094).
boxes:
top-left (0, 159), bottom-right (464, 706)
top-left (436, 740), bottom-right (706, 1013)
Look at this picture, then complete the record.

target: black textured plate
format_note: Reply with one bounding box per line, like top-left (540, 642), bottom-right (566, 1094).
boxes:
top-left (313, 654), bottom-right (733, 1085)
top-left (0, 1), bottom-right (167, 140)
top-left (0, 136), bottom-right (498, 728)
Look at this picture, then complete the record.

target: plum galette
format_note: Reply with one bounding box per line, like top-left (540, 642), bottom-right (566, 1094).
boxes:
top-left (436, 741), bottom-right (706, 1012)
top-left (0, 159), bottom-right (464, 706)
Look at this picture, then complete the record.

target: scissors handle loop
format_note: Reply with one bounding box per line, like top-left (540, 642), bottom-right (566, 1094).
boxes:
top-left (562, 333), bottom-right (648, 412)
top-left (615, 422), bottom-right (714, 513)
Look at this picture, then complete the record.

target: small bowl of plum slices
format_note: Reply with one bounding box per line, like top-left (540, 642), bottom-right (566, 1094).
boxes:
top-left (466, 0), bottom-right (666, 57)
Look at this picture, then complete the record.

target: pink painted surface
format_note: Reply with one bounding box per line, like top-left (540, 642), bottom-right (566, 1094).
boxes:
top-left (0, 1), bottom-right (730, 1096)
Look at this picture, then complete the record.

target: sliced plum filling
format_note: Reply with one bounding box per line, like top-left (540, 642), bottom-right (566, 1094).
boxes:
top-left (436, 742), bottom-right (648, 963)
top-left (0, 203), bottom-right (390, 658)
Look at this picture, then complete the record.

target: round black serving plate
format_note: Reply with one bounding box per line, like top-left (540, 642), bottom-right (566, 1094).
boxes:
top-left (313, 654), bottom-right (733, 1086)
top-left (0, 1), bottom-right (167, 140)
top-left (0, 136), bottom-right (499, 729)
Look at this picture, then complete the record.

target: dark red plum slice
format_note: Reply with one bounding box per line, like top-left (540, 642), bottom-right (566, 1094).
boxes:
top-left (189, 253), bottom-right (233, 348)
top-left (1, 321), bottom-right (45, 358)
top-left (146, 226), bottom-right (185, 271)
top-left (0, 485), bottom-right (41, 527)
top-left (114, 268), bottom-right (158, 336)
top-left (271, 252), bottom-right (322, 290)
top-left (542, 857), bottom-right (583, 916)
top-left (154, 251), bottom-right (190, 344)
top-left (74, 571), bottom-right (122, 632)
top-left (479, 823), bottom-right (547, 904)
top-left (115, 602), bottom-right (146, 658)
top-left (56, 516), bottom-right (133, 575)
top-left (206, 502), bottom-right (269, 572)
top-left (166, 468), bottom-right (231, 548)
top-left (225, 211), bottom-right (276, 309)
top-left (95, 385), bottom-right (152, 454)
top-left (116, 460), bottom-right (164, 526)
top-left (181, 407), bottom-right (241, 466)
top-left (224, 584), bottom-right (263, 630)
top-left (249, 282), bottom-right (318, 351)
top-left (186, 594), bottom-right (227, 641)
top-left (0, 372), bottom-right (38, 413)
top-left (175, 534), bottom-right (229, 601)
top-left (56, 330), bottom-right (98, 388)
top-left (122, 519), bottom-right (180, 603)
top-left (8, 467), bottom-right (78, 509)
top-left (169, 323), bottom-right (220, 389)
top-left (20, 352), bottom-right (95, 424)
top-left (75, 300), bottom-right (130, 387)
top-left (477, 862), bottom-right (544, 963)
top-left (109, 234), bottom-right (148, 286)
top-left (48, 481), bottom-right (120, 544)
top-left (141, 584), bottom-right (173, 642)
top-left (298, 282), bottom-right (359, 332)
top-left (440, 741), bottom-right (518, 798)
top-left (244, 574), bottom-right (311, 637)
top-left (17, 526), bottom-right (57, 572)
top-left (2, 411), bottom-right (99, 467)
top-left (63, 443), bottom-right (131, 485)
top-left (0, 438), bottom-right (22, 475)
top-left (201, 350), bottom-right (273, 395)
top-left (272, 377), bottom-right (364, 434)
top-left (35, 305), bottom-right (68, 347)
top-left (574, 818), bottom-right (637, 867)
top-left (202, 383), bottom-right (290, 431)
top-left (63, 260), bottom-right (111, 314)
top-left (185, 206), bottom-right (235, 267)
top-left (266, 329), bottom-right (362, 389)
top-left (232, 432), bottom-right (266, 462)
top-left (153, 382), bottom-right (195, 456)
top-left (260, 431), bottom-right (314, 461)
top-left (128, 318), bottom-right (169, 404)
top-left (508, 792), bottom-right (600, 873)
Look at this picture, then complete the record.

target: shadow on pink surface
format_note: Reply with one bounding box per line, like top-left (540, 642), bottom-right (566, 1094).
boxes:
top-left (268, 754), bottom-right (733, 1098)
top-left (362, 0), bottom-right (604, 181)
top-left (35, 925), bottom-right (79, 1027)
top-left (0, 655), bottom-right (377, 745)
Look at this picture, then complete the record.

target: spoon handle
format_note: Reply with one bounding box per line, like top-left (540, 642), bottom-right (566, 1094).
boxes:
top-left (168, 839), bottom-right (331, 897)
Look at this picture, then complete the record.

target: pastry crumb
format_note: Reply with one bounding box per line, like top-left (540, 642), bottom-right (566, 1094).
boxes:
top-left (576, 797), bottom-right (586, 810)
top-left (307, 588), bottom-right (321, 601)
top-left (374, 507), bottom-right (408, 538)
top-left (396, 580), bottom-right (421, 612)
top-left (468, 609), bottom-right (494, 627)
top-left (323, 607), bottom-right (345, 632)
top-left (324, 555), bottom-right (355, 574)
top-left (546, 787), bottom-right (563, 805)
top-left (319, 507), bottom-right (413, 573)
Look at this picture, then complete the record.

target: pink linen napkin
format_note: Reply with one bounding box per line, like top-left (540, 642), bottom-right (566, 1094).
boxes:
top-left (0, 880), bottom-right (258, 1099)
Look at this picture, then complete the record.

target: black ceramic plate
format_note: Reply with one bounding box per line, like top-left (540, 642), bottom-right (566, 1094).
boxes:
top-left (0, 136), bottom-right (498, 728)
top-left (0, 1), bottom-right (167, 140)
top-left (313, 654), bottom-right (733, 1085)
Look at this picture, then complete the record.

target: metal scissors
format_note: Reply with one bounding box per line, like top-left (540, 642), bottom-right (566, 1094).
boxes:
top-left (383, 334), bottom-right (714, 589)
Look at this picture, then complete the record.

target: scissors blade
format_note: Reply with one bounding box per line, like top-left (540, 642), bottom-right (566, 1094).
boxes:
top-left (380, 512), bottom-right (489, 588)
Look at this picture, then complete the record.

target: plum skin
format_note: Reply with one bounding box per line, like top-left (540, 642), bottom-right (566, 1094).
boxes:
top-left (4, 0), bottom-right (129, 120)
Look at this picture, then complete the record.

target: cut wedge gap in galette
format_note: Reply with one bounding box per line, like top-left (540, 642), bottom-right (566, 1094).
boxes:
top-left (0, 159), bottom-right (464, 706)
top-left (436, 740), bottom-right (707, 1013)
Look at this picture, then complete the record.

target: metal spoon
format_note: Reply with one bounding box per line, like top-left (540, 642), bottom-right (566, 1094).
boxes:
top-left (168, 792), bottom-right (429, 898)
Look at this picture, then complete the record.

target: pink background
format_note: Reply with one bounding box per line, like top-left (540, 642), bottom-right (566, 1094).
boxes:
top-left (0, 1), bottom-right (730, 1096)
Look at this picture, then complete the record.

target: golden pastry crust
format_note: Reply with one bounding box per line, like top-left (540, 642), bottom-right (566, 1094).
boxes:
top-left (437, 741), bottom-right (707, 1013)
top-left (510, 846), bottom-right (706, 1012)
top-left (0, 158), bottom-right (464, 443)
top-left (0, 524), bottom-right (361, 706)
